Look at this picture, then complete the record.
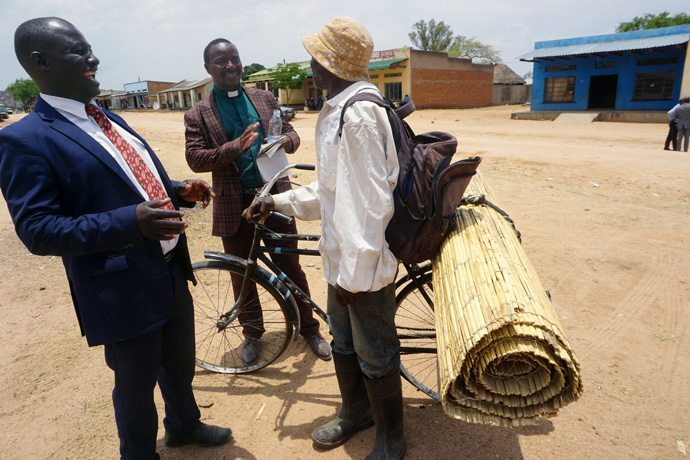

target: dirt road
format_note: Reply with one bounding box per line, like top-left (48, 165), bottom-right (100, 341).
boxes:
top-left (0, 106), bottom-right (688, 459)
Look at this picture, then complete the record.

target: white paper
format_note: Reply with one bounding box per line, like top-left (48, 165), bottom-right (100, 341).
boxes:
top-left (257, 145), bottom-right (289, 182)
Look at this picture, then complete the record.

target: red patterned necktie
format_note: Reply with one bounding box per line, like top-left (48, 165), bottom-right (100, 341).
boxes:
top-left (85, 104), bottom-right (174, 211)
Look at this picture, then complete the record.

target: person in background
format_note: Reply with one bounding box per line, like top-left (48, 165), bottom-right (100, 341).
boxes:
top-left (0, 17), bottom-right (230, 460)
top-left (669, 97), bottom-right (690, 152)
top-left (243, 16), bottom-right (407, 460)
top-left (665, 97), bottom-right (683, 150)
top-left (184, 38), bottom-right (331, 365)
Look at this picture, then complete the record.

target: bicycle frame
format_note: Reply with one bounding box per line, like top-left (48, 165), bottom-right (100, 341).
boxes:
top-left (210, 162), bottom-right (436, 356)
top-left (213, 163), bottom-right (326, 337)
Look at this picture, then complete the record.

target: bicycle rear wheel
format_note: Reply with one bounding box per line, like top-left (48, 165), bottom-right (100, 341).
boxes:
top-left (396, 270), bottom-right (440, 400)
top-left (191, 260), bottom-right (294, 373)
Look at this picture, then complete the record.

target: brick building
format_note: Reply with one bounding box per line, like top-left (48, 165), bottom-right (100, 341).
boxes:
top-left (246, 47), bottom-right (494, 109)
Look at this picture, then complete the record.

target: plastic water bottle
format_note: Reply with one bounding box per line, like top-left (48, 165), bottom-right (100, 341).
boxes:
top-left (268, 109), bottom-right (282, 142)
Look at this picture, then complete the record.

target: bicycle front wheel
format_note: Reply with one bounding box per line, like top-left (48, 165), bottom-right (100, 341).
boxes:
top-left (191, 260), bottom-right (294, 373)
top-left (396, 270), bottom-right (440, 400)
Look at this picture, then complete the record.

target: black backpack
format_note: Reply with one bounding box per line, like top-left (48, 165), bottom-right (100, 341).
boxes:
top-left (338, 92), bottom-right (482, 264)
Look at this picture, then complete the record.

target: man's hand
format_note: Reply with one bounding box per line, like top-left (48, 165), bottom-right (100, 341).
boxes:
top-left (334, 283), bottom-right (364, 308)
top-left (239, 122), bottom-right (260, 151)
top-left (241, 196), bottom-right (275, 224)
top-left (176, 180), bottom-right (215, 208)
top-left (136, 199), bottom-right (187, 240)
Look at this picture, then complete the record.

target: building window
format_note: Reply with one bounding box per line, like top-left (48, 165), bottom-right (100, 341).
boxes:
top-left (384, 72), bottom-right (402, 78)
top-left (197, 92), bottom-right (202, 100)
top-left (370, 74), bottom-right (379, 79)
top-left (385, 82), bottom-right (402, 101)
top-left (637, 57), bottom-right (679, 66)
top-left (545, 64), bottom-right (576, 72)
top-left (633, 71), bottom-right (675, 100)
top-left (544, 76), bottom-right (575, 103)
top-left (595, 61), bottom-right (616, 69)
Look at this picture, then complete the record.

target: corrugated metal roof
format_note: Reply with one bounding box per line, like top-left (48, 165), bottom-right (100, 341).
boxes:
top-left (158, 77), bottom-right (212, 92)
top-left (518, 33), bottom-right (689, 60)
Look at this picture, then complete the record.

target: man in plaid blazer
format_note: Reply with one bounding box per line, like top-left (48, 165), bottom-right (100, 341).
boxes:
top-left (184, 38), bottom-right (331, 364)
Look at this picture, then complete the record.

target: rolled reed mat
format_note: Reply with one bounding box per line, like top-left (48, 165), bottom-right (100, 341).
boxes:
top-left (432, 171), bottom-right (582, 427)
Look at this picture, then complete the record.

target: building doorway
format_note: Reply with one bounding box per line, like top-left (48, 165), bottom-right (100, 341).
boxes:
top-left (588, 75), bottom-right (618, 109)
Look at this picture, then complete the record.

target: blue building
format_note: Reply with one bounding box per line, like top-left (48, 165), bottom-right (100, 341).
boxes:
top-left (519, 25), bottom-right (690, 111)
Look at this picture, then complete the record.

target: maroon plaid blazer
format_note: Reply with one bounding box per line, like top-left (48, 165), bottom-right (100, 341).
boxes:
top-left (184, 86), bottom-right (300, 237)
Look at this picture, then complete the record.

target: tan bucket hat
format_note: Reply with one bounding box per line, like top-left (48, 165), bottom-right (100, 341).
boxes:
top-left (302, 16), bottom-right (373, 82)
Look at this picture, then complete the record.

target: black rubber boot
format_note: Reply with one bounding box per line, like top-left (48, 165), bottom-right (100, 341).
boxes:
top-left (312, 353), bottom-right (374, 449)
top-left (364, 371), bottom-right (407, 460)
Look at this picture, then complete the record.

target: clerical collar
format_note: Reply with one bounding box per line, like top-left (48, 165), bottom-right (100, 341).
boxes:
top-left (214, 85), bottom-right (241, 99)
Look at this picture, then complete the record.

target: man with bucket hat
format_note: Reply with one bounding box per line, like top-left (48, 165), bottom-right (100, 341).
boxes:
top-left (243, 16), bottom-right (406, 460)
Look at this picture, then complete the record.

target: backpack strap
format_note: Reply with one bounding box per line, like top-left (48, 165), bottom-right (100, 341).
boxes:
top-left (336, 92), bottom-right (410, 151)
top-left (337, 92), bottom-right (388, 137)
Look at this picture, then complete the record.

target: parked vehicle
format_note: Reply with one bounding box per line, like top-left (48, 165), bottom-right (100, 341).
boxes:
top-left (0, 105), bottom-right (8, 120)
top-left (6, 107), bottom-right (13, 114)
top-left (279, 105), bottom-right (296, 121)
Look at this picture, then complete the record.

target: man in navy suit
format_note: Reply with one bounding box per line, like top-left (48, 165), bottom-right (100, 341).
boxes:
top-left (0, 17), bottom-right (231, 459)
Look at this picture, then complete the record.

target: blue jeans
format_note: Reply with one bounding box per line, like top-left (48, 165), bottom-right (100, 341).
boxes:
top-left (327, 282), bottom-right (400, 379)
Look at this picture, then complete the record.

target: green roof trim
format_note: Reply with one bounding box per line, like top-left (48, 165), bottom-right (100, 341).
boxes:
top-left (367, 58), bottom-right (407, 71)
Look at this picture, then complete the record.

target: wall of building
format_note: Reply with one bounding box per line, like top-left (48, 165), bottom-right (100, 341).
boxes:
top-left (147, 81), bottom-right (175, 94)
top-left (682, 45), bottom-right (690, 98)
top-left (493, 84), bottom-right (531, 105)
top-left (530, 48), bottom-right (687, 111)
top-left (409, 50), bottom-right (493, 109)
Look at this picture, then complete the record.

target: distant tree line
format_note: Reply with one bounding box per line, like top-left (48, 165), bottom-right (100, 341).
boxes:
top-left (408, 19), bottom-right (501, 64)
top-left (616, 11), bottom-right (690, 32)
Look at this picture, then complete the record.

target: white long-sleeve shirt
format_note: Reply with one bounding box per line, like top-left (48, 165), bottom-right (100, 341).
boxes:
top-left (273, 81), bottom-right (399, 293)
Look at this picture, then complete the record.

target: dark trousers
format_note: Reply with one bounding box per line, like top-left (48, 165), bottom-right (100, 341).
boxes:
top-left (104, 255), bottom-right (200, 460)
top-left (665, 120), bottom-right (678, 150)
top-left (221, 193), bottom-right (320, 340)
top-left (327, 283), bottom-right (400, 380)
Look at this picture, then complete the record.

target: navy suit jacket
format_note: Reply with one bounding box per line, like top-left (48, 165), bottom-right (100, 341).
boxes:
top-left (0, 97), bottom-right (195, 346)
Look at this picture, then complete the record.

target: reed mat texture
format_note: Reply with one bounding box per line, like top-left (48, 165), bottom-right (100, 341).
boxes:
top-left (432, 171), bottom-right (583, 427)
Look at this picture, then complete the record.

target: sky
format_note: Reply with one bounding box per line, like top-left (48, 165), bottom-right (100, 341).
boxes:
top-left (1, 0), bottom-right (688, 92)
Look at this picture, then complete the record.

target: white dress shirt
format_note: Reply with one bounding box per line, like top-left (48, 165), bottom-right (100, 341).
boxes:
top-left (273, 81), bottom-right (399, 293)
top-left (41, 94), bottom-right (177, 253)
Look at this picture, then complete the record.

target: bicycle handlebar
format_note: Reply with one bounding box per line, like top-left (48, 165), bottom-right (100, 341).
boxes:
top-left (269, 211), bottom-right (293, 223)
top-left (258, 163), bottom-right (316, 198)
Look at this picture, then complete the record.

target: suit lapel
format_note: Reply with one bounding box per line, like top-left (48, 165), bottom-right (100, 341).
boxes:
top-left (244, 87), bottom-right (270, 132)
top-left (35, 99), bottom-right (175, 203)
top-left (36, 99), bottom-right (140, 195)
top-left (205, 94), bottom-right (230, 148)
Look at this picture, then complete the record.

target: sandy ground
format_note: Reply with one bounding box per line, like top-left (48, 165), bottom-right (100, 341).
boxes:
top-left (0, 105), bottom-right (688, 460)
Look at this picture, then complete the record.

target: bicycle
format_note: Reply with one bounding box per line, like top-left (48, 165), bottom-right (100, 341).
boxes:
top-left (190, 163), bottom-right (439, 400)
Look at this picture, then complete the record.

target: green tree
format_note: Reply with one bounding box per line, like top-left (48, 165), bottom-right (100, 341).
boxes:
top-left (270, 63), bottom-right (306, 103)
top-left (243, 63), bottom-right (266, 80)
top-left (616, 11), bottom-right (690, 32)
top-left (448, 36), bottom-right (502, 64)
top-left (409, 19), bottom-right (454, 52)
top-left (5, 78), bottom-right (39, 107)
